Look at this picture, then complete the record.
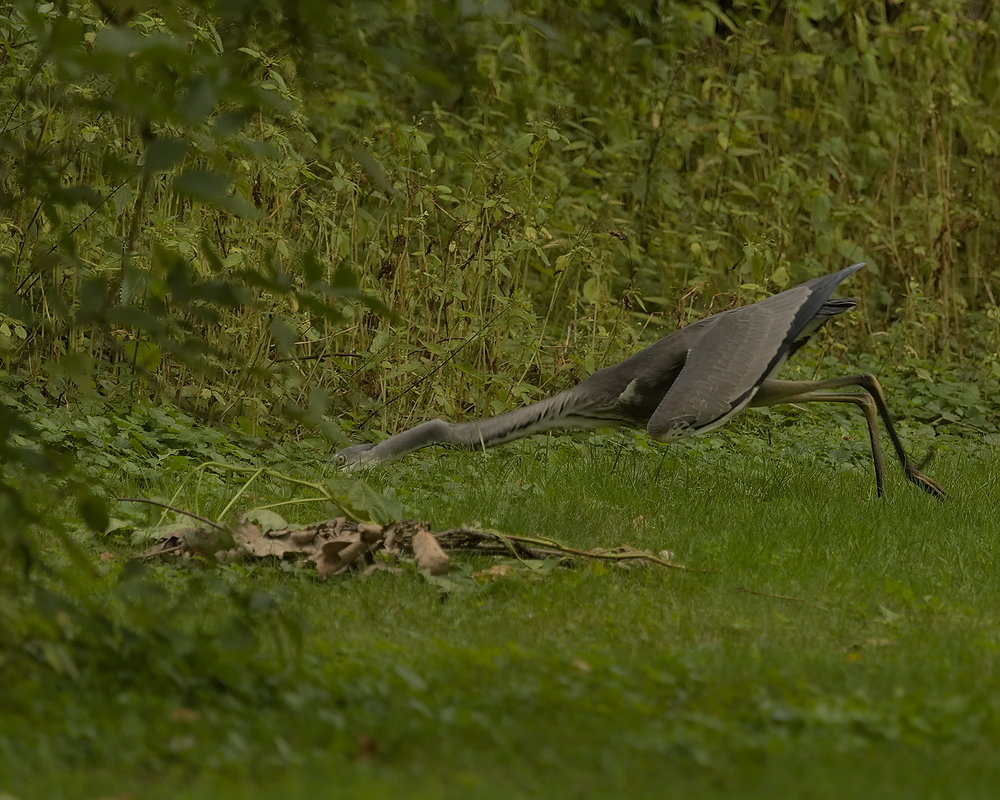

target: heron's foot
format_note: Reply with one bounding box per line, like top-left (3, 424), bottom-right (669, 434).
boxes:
top-left (334, 443), bottom-right (376, 471)
top-left (905, 464), bottom-right (947, 500)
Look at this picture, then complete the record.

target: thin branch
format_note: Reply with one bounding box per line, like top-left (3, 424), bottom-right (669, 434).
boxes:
top-left (442, 528), bottom-right (712, 573)
top-left (736, 586), bottom-right (831, 612)
top-left (271, 352), bottom-right (364, 362)
top-left (115, 497), bottom-right (227, 531)
top-left (16, 178), bottom-right (131, 296)
top-left (136, 543), bottom-right (187, 560)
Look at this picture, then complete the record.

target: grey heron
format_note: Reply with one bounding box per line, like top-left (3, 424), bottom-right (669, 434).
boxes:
top-left (336, 263), bottom-right (945, 499)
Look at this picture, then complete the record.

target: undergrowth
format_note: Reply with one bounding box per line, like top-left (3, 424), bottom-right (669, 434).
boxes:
top-left (2, 432), bottom-right (998, 799)
top-left (2, 1), bottom-right (999, 432)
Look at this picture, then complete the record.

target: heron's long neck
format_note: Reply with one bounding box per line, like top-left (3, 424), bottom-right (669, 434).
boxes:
top-left (450, 389), bottom-right (594, 450)
top-left (365, 388), bottom-right (623, 464)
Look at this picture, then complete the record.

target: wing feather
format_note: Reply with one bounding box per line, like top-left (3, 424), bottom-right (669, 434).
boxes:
top-left (645, 260), bottom-right (866, 440)
top-left (646, 285), bottom-right (813, 438)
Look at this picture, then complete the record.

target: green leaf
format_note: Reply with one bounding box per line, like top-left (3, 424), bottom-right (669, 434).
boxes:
top-left (351, 146), bottom-right (397, 197)
top-left (511, 133), bottom-right (534, 153)
top-left (173, 170), bottom-right (259, 218)
top-left (332, 262), bottom-right (360, 289)
top-left (78, 493), bottom-right (110, 533)
top-left (94, 26), bottom-right (142, 55)
top-left (243, 509), bottom-right (288, 532)
top-left (422, 565), bottom-right (481, 597)
top-left (144, 138), bottom-right (188, 173)
top-left (325, 477), bottom-right (402, 524)
top-left (809, 191), bottom-right (831, 222)
top-left (268, 316), bottom-right (296, 355)
top-left (182, 76), bottom-right (216, 122)
top-left (301, 250), bottom-right (324, 284)
top-left (347, 480), bottom-right (402, 524)
top-left (122, 340), bottom-right (163, 372)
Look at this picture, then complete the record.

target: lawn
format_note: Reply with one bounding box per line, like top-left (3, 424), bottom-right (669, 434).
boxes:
top-left (3, 429), bottom-right (998, 799)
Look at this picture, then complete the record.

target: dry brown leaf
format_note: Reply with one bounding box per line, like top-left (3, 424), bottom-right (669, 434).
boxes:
top-left (232, 521), bottom-right (298, 558)
top-left (357, 523), bottom-right (384, 543)
top-left (290, 529), bottom-right (317, 545)
top-left (473, 564), bottom-right (515, 581)
top-left (317, 538), bottom-right (372, 579)
top-left (412, 530), bottom-right (449, 575)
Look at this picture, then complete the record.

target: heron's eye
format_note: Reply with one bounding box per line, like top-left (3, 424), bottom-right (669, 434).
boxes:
top-left (334, 454), bottom-right (347, 466)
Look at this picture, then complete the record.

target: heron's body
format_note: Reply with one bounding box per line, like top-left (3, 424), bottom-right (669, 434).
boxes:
top-left (336, 263), bottom-right (945, 499)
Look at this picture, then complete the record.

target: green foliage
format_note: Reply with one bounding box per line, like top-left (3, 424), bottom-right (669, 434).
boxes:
top-left (2, 0), bottom-right (997, 439)
top-left (323, 476), bottom-right (404, 524)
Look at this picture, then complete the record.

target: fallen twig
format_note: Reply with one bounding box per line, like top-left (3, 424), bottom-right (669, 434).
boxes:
top-left (736, 586), bottom-right (831, 612)
top-left (441, 528), bottom-right (713, 573)
top-left (116, 497), bottom-right (227, 531)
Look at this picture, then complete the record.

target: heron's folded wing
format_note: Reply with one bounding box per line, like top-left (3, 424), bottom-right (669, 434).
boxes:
top-left (646, 284), bottom-right (812, 438)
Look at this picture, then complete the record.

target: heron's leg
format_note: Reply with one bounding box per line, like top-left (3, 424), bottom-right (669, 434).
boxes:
top-left (756, 390), bottom-right (887, 497)
top-left (754, 376), bottom-right (946, 499)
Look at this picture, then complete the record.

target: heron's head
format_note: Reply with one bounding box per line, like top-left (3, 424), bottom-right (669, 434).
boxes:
top-left (333, 443), bottom-right (378, 471)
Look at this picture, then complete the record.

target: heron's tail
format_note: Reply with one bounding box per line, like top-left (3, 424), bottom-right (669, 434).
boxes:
top-left (815, 297), bottom-right (858, 318)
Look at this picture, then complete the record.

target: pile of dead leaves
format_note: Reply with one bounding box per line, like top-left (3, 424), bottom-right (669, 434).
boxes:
top-left (137, 514), bottom-right (702, 579)
top-left (139, 517), bottom-right (450, 579)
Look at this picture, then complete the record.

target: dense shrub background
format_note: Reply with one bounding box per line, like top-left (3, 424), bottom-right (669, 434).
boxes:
top-left (3, 2), bottom-right (998, 436)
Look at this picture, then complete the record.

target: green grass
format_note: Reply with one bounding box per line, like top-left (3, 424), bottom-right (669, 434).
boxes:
top-left (3, 431), bottom-right (999, 799)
